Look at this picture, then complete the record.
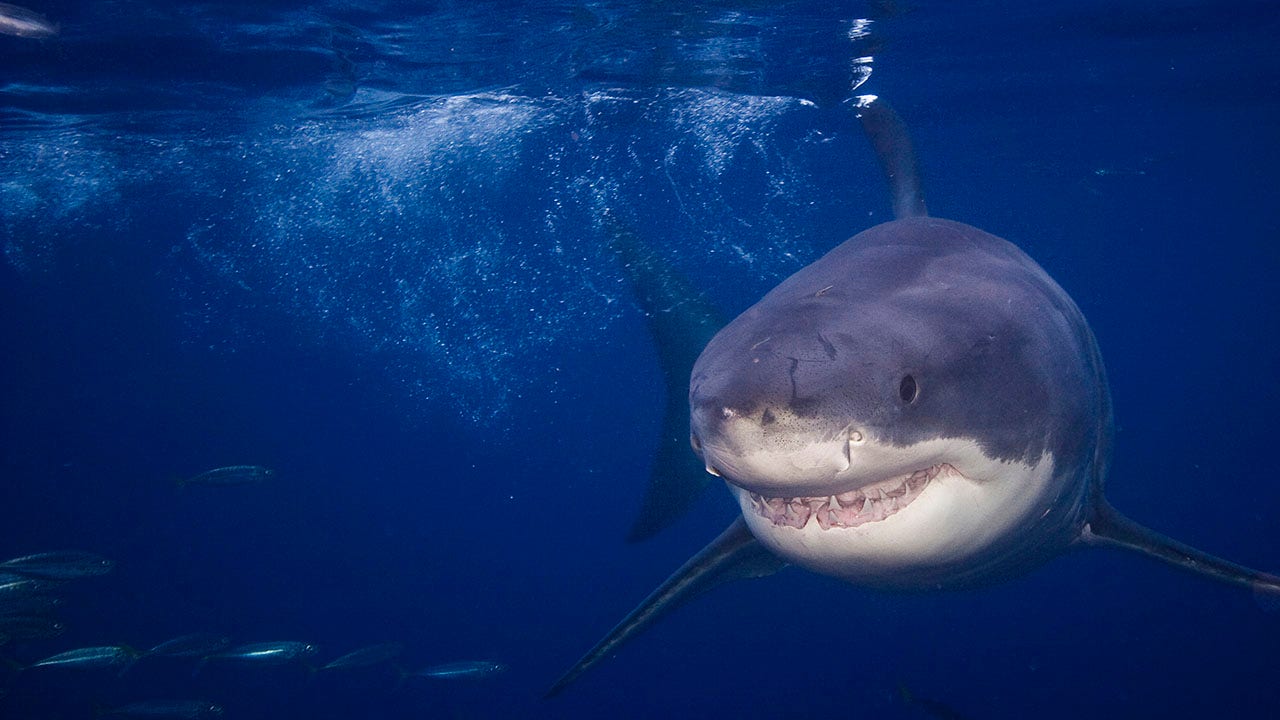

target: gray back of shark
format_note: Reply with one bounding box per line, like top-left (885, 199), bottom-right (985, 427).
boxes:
top-left (546, 96), bottom-right (1278, 698)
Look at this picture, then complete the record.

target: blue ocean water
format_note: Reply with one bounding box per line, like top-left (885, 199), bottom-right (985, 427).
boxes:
top-left (2, 1), bottom-right (1278, 718)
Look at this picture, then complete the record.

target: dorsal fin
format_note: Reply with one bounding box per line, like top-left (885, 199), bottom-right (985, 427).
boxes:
top-left (1083, 498), bottom-right (1280, 599)
top-left (852, 95), bottom-right (928, 219)
top-left (545, 517), bottom-right (784, 697)
top-left (602, 210), bottom-right (726, 541)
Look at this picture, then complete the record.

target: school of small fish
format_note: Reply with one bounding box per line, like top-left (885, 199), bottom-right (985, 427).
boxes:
top-left (0, 2), bottom-right (57, 39)
top-left (0, 466), bottom-right (507, 716)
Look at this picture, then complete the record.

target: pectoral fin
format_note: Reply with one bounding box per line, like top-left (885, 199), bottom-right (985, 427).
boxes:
top-left (545, 516), bottom-right (784, 698)
top-left (1083, 498), bottom-right (1280, 598)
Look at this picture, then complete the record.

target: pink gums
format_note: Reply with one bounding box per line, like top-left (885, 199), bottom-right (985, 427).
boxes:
top-left (747, 464), bottom-right (950, 530)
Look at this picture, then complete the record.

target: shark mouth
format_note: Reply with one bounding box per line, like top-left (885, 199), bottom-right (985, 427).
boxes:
top-left (746, 464), bottom-right (952, 530)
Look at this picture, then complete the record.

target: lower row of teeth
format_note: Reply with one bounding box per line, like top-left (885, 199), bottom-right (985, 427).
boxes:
top-left (747, 464), bottom-right (947, 529)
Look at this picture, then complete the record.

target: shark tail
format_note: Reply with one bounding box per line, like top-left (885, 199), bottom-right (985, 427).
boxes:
top-left (600, 209), bottom-right (725, 542)
top-left (1083, 498), bottom-right (1280, 600)
top-left (625, 414), bottom-right (715, 542)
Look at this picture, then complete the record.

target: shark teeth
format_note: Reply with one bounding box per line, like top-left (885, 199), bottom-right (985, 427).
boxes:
top-left (748, 464), bottom-right (949, 530)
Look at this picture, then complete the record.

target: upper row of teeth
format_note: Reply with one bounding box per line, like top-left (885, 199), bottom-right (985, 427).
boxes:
top-left (748, 465), bottom-right (938, 510)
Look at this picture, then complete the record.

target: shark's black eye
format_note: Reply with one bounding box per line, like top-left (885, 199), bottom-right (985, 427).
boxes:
top-left (899, 374), bottom-right (918, 404)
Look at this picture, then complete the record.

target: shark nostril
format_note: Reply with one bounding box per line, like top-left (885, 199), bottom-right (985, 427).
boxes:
top-left (760, 408), bottom-right (776, 426)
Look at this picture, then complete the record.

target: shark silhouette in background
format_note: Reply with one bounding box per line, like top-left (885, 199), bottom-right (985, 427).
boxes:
top-left (546, 95), bottom-right (1280, 697)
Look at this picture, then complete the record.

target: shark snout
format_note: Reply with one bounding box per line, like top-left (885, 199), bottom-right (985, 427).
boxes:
top-left (690, 328), bottom-right (867, 494)
top-left (691, 400), bottom-right (858, 496)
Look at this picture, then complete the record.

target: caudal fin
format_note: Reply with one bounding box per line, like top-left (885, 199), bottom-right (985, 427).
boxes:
top-left (600, 210), bottom-right (726, 541)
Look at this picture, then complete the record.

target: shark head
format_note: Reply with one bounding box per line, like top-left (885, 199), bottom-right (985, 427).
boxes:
top-left (690, 217), bottom-right (1111, 588)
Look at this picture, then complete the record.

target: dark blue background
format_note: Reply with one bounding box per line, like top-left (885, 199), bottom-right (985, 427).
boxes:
top-left (2, 1), bottom-right (1278, 718)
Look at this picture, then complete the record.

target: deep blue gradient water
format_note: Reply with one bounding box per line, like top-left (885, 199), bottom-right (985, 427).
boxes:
top-left (2, 2), bottom-right (1278, 718)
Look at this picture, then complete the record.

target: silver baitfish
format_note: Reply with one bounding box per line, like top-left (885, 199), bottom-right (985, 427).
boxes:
top-left (28, 645), bottom-right (139, 670)
top-left (204, 641), bottom-right (317, 665)
top-left (0, 551), bottom-right (114, 580)
top-left (0, 614), bottom-right (65, 640)
top-left (101, 699), bottom-right (224, 718)
top-left (320, 642), bottom-right (403, 671)
top-left (0, 578), bottom-right (63, 599)
top-left (0, 2), bottom-right (58, 38)
top-left (414, 660), bottom-right (507, 679)
top-left (178, 465), bottom-right (275, 488)
top-left (148, 633), bottom-right (232, 658)
top-left (0, 594), bottom-right (62, 616)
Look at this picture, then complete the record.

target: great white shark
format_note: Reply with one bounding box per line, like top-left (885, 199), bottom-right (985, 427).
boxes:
top-left (546, 95), bottom-right (1280, 696)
